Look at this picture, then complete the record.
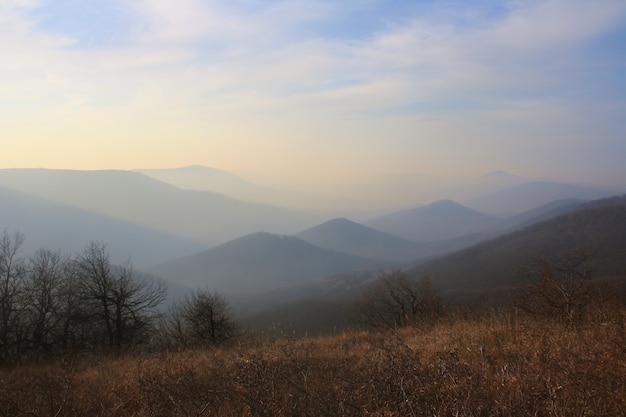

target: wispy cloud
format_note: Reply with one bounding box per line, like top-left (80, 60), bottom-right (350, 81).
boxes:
top-left (4, 0), bottom-right (624, 108)
top-left (0, 0), bottom-right (624, 186)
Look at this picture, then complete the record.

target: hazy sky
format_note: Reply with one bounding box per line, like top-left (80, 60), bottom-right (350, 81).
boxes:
top-left (1, 0), bottom-right (625, 190)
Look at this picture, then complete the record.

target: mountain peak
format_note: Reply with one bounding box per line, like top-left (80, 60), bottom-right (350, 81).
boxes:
top-left (429, 199), bottom-right (463, 208)
top-left (365, 199), bottom-right (495, 241)
top-left (421, 199), bottom-right (484, 215)
top-left (153, 231), bottom-right (377, 294)
top-left (295, 217), bottom-right (420, 261)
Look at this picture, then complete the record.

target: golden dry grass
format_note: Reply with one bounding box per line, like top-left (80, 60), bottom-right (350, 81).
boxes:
top-left (1, 306), bottom-right (625, 416)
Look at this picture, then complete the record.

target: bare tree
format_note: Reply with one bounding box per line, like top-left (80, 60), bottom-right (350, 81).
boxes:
top-left (24, 248), bottom-right (69, 352)
top-left (0, 230), bottom-right (27, 362)
top-left (75, 242), bottom-right (166, 352)
top-left (56, 260), bottom-right (93, 351)
top-left (515, 249), bottom-right (596, 327)
top-left (354, 270), bottom-right (442, 331)
top-left (162, 289), bottom-right (237, 348)
top-left (110, 260), bottom-right (167, 348)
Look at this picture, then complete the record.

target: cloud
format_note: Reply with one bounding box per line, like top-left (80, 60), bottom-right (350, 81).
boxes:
top-left (125, 0), bottom-right (336, 48)
top-left (1, 0), bottom-right (625, 185)
top-left (488, 0), bottom-right (626, 50)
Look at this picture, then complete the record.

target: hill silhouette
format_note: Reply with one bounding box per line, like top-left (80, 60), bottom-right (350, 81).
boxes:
top-left (295, 217), bottom-right (425, 261)
top-left (0, 186), bottom-right (203, 267)
top-left (151, 232), bottom-right (385, 296)
top-left (0, 168), bottom-right (320, 245)
top-left (465, 181), bottom-right (614, 214)
top-left (413, 195), bottom-right (626, 291)
top-left (365, 199), bottom-right (498, 242)
top-left (135, 165), bottom-right (273, 202)
top-left (242, 195), bottom-right (626, 331)
top-left (503, 198), bottom-right (586, 229)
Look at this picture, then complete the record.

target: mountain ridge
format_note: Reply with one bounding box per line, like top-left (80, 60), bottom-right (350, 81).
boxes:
top-left (365, 199), bottom-right (498, 242)
top-left (0, 185), bottom-right (204, 267)
top-left (295, 217), bottom-right (425, 261)
top-left (0, 168), bottom-right (321, 245)
top-left (413, 195), bottom-right (626, 291)
top-left (465, 181), bottom-right (615, 214)
top-left (150, 232), bottom-right (386, 296)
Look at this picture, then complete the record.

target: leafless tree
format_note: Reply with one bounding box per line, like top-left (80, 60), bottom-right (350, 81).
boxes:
top-left (24, 248), bottom-right (69, 352)
top-left (162, 289), bottom-right (237, 348)
top-left (56, 260), bottom-right (93, 351)
top-left (515, 249), bottom-right (596, 326)
top-left (0, 230), bottom-right (27, 362)
top-left (354, 270), bottom-right (442, 331)
top-left (75, 242), bottom-right (166, 352)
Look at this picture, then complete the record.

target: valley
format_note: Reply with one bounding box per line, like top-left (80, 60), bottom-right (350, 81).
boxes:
top-left (1, 166), bottom-right (624, 334)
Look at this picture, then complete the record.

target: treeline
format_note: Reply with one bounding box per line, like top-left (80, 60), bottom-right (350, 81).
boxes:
top-left (2, 224), bottom-right (618, 364)
top-left (0, 230), bottom-right (235, 364)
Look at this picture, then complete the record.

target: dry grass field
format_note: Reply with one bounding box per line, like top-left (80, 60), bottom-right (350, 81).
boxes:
top-left (1, 305), bottom-right (625, 417)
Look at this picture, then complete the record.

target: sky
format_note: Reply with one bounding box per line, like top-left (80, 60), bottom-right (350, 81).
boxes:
top-left (1, 0), bottom-right (625, 192)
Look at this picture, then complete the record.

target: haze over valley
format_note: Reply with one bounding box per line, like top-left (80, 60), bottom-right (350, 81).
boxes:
top-left (1, 0), bottom-right (625, 333)
top-left (1, 166), bottom-right (623, 318)
top-left (2, 3), bottom-right (626, 414)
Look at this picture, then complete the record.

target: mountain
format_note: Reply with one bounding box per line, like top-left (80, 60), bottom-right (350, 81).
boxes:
top-left (365, 200), bottom-right (498, 242)
top-left (0, 186), bottom-right (204, 267)
top-left (505, 198), bottom-right (587, 230)
top-left (135, 165), bottom-right (273, 202)
top-left (295, 217), bottom-right (425, 261)
top-left (136, 165), bottom-right (339, 212)
top-left (413, 195), bottom-right (626, 292)
top-left (239, 195), bottom-right (626, 331)
top-left (297, 200), bottom-right (589, 266)
top-left (150, 232), bottom-right (384, 296)
top-left (276, 194), bottom-right (626, 316)
top-left (0, 168), bottom-right (321, 245)
top-left (136, 165), bottom-right (246, 188)
top-left (465, 181), bottom-right (615, 214)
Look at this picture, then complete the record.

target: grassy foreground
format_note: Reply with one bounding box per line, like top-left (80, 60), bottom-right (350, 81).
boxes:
top-left (1, 308), bottom-right (625, 417)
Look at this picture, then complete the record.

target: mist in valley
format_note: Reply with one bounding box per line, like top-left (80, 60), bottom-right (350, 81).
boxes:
top-left (1, 166), bottom-right (623, 317)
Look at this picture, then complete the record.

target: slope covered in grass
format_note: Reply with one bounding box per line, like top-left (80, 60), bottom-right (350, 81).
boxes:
top-left (2, 306), bottom-right (624, 416)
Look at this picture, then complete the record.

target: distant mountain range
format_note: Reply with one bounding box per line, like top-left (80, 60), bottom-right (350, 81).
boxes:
top-left (296, 199), bottom-right (588, 263)
top-left (136, 166), bottom-right (620, 215)
top-left (412, 195), bottom-right (626, 291)
top-left (464, 181), bottom-right (615, 214)
top-left (136, 165), bottom-right (340, 212)
top-left (135, 165), bottom-right (279, 205)
top-left (0, 186), bottom-right (204, 267)
top-left (0, 166), bottom-right (622, 310)
top-left (364, 200), bottom-right (500, 242)
top-left (0, 168), bottom-right (322, 246)
top-left (147, 196), bottom-right (598, 310)
top-left (241, 194), bottom-right (626, 331)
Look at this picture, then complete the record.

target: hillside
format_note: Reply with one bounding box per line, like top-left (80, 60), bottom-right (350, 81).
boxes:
top-left (295, 217), bottom-right (425, 261)
top-left (414, 195), bottom-right (626, 291)
top-left (135, 165), bottom-right (275, 203)
top-left (465, 181), bottom-right (614, 214)
top-left (237, 195), bottom-right (626, 331)
top-left (151, 232), bottom-right (385, 296)
top-left (504, 198), bottom-right (586, 229)
top-left (5, 310), bottom-right (626, 416)
top-left (0, 168), bottom-right (321, 245)
top-left (365, 199), bottom-right (498, 242)
top-left (0, 186), bottom-right (204, 267)
top-left (294, 200), bottom-right (587, 270)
